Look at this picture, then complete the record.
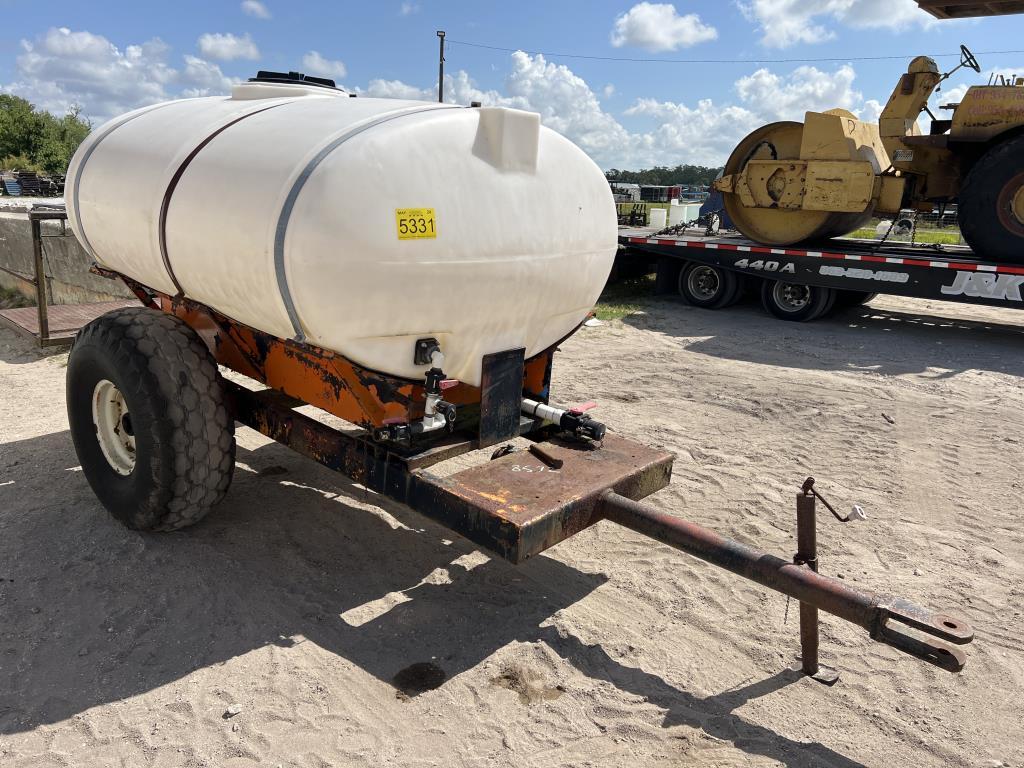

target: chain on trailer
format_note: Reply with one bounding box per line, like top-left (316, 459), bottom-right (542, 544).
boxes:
top-left (653, 209), bottom-right (725, 239)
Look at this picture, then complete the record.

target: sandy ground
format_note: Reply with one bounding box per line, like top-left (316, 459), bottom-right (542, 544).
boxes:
top-left (1, 292), bottom-right (1022, 768)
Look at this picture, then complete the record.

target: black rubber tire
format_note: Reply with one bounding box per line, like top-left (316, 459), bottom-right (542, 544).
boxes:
top-left (834, 290), bottom-right (877, 308)
top-left (67, 306), bottom-right (235, 531)
top-left (959, 133), bottom-right (1024, 262)
top-left (811, 287), bottom-right (838, 320)
top-left (760, 280), bottom-right (834, 322)
top-left (678, 263), bottom-right (740, 309)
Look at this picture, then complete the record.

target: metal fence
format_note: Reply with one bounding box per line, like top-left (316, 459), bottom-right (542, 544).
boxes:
top-left (852, 211), bottom-right (964, 246)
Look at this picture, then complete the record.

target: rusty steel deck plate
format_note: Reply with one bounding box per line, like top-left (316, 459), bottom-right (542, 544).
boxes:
top-left (412, 436), bottom-right (674, 563)
top-left (228, 380), bottom-right (674, 564)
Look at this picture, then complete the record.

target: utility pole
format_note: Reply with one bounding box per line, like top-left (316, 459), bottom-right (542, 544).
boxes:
top-left (436, 30), bottom-right (445, 103)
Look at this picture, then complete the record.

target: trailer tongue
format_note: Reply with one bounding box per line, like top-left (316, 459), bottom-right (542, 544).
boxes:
top-left (229, 372), bottom-right (973, 679)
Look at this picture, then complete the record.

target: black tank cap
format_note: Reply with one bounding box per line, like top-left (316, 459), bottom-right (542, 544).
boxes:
top-left (248, 70), bottom-right (341, 90)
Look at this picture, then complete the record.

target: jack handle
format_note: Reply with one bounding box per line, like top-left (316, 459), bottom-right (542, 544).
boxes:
top-left (801, 477), bottom-right (862, 523)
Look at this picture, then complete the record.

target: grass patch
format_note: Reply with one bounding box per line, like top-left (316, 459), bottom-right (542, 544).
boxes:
top-left (594, 274), bottom-right (656, 321)
top-left (847, 226), bottom-right (963, 246)
top-left (0, 285), bottom-right (34, 309)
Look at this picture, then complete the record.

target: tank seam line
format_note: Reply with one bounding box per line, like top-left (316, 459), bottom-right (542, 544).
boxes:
top-left (273, 104), bottom-right (461, 341)
top-left (158, 101), bottom-right (291, 298)
top-left (71, 101), bottom-right (179, 262)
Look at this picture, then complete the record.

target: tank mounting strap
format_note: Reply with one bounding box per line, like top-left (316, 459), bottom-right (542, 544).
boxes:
top-left (273, 104), bottom-right (460, 341)
top-left (158, 101), bottom-right (291, 297)
top-left (70, 101), bottom-right (178, 262)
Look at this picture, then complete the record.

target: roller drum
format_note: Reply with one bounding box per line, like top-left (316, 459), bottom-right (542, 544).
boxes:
top-left (722, 121), bottom-right (874, 246)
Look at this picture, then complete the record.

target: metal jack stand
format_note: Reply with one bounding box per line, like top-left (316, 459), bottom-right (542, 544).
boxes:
top-left (790, 477), bottom-right (860, 685)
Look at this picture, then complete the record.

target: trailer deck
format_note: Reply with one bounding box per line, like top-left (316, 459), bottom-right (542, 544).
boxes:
top-left (620, 227), bottom-right (1024, 311)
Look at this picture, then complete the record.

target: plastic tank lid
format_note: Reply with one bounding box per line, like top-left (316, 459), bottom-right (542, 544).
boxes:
top-left (232, 70), bottom-right (352, 100)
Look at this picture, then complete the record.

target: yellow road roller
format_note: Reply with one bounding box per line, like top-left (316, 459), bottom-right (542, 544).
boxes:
top-left (714, 45), bottom-right (1024, 261)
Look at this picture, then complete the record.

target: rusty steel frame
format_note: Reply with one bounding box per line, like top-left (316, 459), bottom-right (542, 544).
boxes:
top-left (599, 492), bottom-right (973, 672)
top-left (227, 380), bottom-right (675, 563)
top-left (97, 269), bottom-right (974, 675)
top-left (793, 488), bottom-right (840, 684)
top-left (117, 276), bottom-right (556, 435)
top-left (231, 381), bottom-right (973, 671)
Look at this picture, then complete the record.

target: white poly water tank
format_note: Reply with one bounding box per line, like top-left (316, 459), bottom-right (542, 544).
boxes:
top-left (668, 203), bottom-right (699, 226)
top-left (65, 79), bottom-right (617, 386)
top-left (648, 207), bottom-right (668, 229)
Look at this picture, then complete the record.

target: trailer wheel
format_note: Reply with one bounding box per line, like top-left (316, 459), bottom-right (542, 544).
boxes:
top-left (959, 133), bottom-right (1024, 262)
top-left (834, 290), bottom-right (877, 309)
top-left (678, 263), bottom-right (740, 309)
top-left (760, 280), bottom-right (834, 322)
top-left (67, 306), bottom-right (235, 531)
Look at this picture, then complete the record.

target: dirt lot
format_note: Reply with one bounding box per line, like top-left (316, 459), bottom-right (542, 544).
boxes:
top-left (1, 293), bottom-right (1022, 767)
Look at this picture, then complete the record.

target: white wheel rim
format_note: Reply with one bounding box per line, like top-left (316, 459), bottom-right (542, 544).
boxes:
top-left (92, 379), bottom-right (136, 475)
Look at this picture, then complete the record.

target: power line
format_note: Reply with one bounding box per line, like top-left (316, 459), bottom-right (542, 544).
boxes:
top-left (447, 39), bottom-right (1024, 65)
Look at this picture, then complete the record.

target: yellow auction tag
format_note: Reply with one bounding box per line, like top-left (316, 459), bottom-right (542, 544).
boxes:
top-left (395, 208), bottom-right (437, 240)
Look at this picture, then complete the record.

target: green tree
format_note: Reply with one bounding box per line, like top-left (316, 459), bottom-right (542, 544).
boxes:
top-left (0, 95), bottom-right (91, 174)
top-left (0, 94), bottom-right (44, 161)
top-left (36, 107), bottom-right (91, 174)
top-left (605, 164), bottom-right (723, 187)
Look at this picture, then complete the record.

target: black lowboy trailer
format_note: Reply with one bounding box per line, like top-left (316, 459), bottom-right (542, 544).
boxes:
top-left (619, 228), bottom-right (1024, 321)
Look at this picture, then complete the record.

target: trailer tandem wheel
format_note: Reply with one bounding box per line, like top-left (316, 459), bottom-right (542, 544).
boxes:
top-left (67, 306), bottom-right (235, 531)
top-left (760, 279), bottom-right (835, 321)
top-left (678, 262), bottom-right (741, 309)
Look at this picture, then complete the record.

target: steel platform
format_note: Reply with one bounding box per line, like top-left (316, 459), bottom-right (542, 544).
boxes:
top-left (0, 300), bottom-right (138, 345)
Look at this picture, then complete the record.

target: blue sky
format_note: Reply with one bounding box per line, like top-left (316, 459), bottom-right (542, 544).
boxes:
top-left (2, 1), bottom-right (1022, 169)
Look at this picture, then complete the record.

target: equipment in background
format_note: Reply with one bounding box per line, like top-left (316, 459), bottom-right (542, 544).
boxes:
top-left (640, 184), bottom-right (682, 203)
top-left (617, 202), bottom-right (647, 226)
top-left (715, 45), bottom-right (1024, 262)
top-left (609, 181), bottom-right (641, 203)
top-left (700, 171), bottom-right (734, 231)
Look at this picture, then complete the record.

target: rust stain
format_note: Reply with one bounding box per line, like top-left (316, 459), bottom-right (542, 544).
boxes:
top-left (477, 490), bottom-right (511, 505)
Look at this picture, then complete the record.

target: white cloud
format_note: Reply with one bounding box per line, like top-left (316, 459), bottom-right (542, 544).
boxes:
top-left (358, 52), bottom-right (886, 170)
top-left (602, 84), bottom-right (615, 98)
top-left (197, 32), bottom-right (260, 61)
top-left (734, 64), bottom-right (862, 119)
top-left (3, 27), bottom-right (233, 123)
top-left (364, 78), bottom-right (435, 100)
top-left (179, 55), bottom-right (235, 98)
top-left (624, 97), bottom-right (763, 166)
top-left (241, 0), bottom-right (271, 19)
top-left (400, 2), bottom-right (420, 15)
top-left (302, 50), bottom-right (347, 79)
top-left (859, 98), bottom-right (884, 123)
top-left (610, 2), bottom-right (717, 52)
top-left (2, 30), bottom-right (895, 171)
top-left (740, 0), bottom-right (934, 48)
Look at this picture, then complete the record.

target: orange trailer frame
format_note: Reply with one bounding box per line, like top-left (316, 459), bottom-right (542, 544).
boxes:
top-left (109, 272), bottom-right (557, 442)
